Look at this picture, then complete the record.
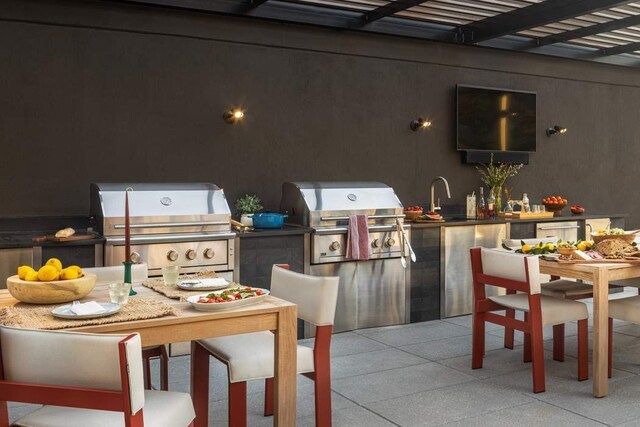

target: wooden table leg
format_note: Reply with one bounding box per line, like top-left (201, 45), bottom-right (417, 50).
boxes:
top-left (592, 267), bottom-right (609, 398)
top-left (274, 305), bottom-right (297, 426)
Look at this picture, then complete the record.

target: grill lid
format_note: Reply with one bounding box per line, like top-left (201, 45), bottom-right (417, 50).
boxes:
top-left (91, 183), bottom-right (231, 237)
top-left (281, 182), bottom-right (404, 228)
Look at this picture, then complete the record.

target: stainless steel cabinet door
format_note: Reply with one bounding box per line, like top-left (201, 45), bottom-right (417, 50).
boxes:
top-left (355, 259), bottom-right (405, 330)
top-left (536, 221), bottom-right (579, 242)
top-left (443, 224), bottom-right (507, 318)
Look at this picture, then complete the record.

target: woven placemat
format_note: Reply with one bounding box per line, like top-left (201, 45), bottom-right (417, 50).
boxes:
top-left (142, 270), bottom-right (230, 301)
top-left (0, 298), bottom-right (179, 330)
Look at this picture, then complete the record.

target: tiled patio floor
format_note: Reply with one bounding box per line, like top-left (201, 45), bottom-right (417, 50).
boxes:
top-left (9, 290), bottom-right (640, 426)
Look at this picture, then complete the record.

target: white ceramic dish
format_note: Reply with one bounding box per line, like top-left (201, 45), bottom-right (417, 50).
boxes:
top-left (52, 302), bottom-right (121, 319)
top-left (187, 288), bottom-right (270, 312)
top-left (177, 278), bottom-right (230, 291)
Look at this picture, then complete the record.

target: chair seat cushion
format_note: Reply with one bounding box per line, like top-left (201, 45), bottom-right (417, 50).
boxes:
top-left (541, 279), bottom-right (594, 298)
top-left (609, 296), bottom-right (640, 323)
top-left (489, 293), bottom-right (588, 325)
top-left (197, 331), bottom-right (315, 383)
top-left (13, 390), bottom-right (194, 427)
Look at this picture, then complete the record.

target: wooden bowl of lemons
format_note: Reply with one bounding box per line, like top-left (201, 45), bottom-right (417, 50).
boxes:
top-left (7, 260), bottom-right (96, 304)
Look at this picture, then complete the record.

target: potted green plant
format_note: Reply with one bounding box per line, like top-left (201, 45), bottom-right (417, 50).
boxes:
top-left (235, 194), bottom-right (263, 227)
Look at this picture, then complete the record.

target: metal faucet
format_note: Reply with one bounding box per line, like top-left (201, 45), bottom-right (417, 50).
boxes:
top-left (430, 176), bottom-right (451, 212)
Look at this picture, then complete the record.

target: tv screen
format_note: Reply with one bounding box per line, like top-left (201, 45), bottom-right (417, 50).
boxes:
top-left (457, 85), bottom-right (537, 152)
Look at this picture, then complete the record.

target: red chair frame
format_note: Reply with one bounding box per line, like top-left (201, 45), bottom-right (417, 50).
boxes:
top-left (0, 334), bottom-right (192, 427)
top-left (142, 345), bottom-right (169, 391)
top-left (190, 264), bottom-right (334, 427)
top-left (470, 247), bottom-right (588, 393)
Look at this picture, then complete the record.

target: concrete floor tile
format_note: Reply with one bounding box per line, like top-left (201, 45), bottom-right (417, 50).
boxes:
top-left (357, 321), bottom-right (471, 347)
top-left (364, 380), bottom-right (535, 426)
top-left (297, 405), bottom-right (396, 427)
top-left (400, 333), bottom-right (504, 361)
top-left (332, 362), bottom-right (474, 404)
top-left (443, 401), bottom-right (606, 427)
top-left (331, 348), bottom-right (427, 379)
top-left (300, 331), bottom-right (391, 357)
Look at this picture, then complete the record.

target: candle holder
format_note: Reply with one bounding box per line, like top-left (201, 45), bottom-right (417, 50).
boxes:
top-left (123, 260), bottom-right (137, 296)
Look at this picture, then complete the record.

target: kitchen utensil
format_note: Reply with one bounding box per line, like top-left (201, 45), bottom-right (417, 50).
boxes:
top-left (230, 219), bottom-right (250, 232)
top-left (397, 219), bottom-right (406, 268)
top-left (251, 212), bottom-right (288, 229)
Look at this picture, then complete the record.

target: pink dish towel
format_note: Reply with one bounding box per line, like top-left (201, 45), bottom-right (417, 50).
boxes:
top-left (346, 214), bottom-right (371, 260)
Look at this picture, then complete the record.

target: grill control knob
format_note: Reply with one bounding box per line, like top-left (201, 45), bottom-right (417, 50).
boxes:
top-left (204, 248), bottom-right (215, 259)
top-left (329, 241), bottom-right (341, 251)
top-left (385, 238), bottom-right (396, 248)
top-left (130, 251), bottom-right (141, 264)
top-left (371, 239), bottom-right (381, 248)
top-left (167, 250), bottom-right (179, 262)
top-left (186, 249), bottom-right (197, 261)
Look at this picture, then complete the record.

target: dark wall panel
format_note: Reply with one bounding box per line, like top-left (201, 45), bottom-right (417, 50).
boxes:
top-left (1, 0), bottom-right (640, 226)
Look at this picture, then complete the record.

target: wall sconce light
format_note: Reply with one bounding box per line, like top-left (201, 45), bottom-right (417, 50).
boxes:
top-left (223, 108), bottom-right (245, 124)
top-left (546, 125), bottom-right (567, 137)
top-left (410, 118), bottom-right (432, 131)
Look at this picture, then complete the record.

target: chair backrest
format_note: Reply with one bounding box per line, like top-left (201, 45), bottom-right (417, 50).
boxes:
top-left (270, 266), bottom-right (339, 326)
top-left (502, 237), bottom-right (558, 249)
top-left (0, 326), bottom-right (145, 414)
top-left (471, 247), bottom-right (541, 295)
top-left (83, 263), bottom-right (148, 284)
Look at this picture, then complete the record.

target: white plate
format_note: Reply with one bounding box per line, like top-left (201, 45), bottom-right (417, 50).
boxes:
top-left (52, 302), bottom-right (121, 319)
top-left (177, 278), bottom-right (230, 291)
top-left (187, 288), bottom-right (270, 312)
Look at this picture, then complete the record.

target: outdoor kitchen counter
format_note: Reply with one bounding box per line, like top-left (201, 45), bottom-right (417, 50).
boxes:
top-left (407, 213), bottom-right (628, 228)
top-left (235, 225), bottom-right (313, 238)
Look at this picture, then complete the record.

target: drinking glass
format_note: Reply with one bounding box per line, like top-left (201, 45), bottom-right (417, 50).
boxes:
top-left (532, 205), bottom-right (540, 213)
top-left (109, 282), bottom-right (132, 305)
top-left (162, 266), bottom-right (180, 285)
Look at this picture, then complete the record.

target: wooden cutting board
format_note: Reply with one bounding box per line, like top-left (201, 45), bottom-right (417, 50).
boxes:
top-left (32, 234), bottom-right (97, 243)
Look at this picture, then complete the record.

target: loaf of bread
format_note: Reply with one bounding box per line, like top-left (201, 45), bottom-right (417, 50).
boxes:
top-left (55, 227), bottom-right (76, 238)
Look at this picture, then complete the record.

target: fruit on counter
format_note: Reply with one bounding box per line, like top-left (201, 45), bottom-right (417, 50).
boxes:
top-left (542, 196), bottom-right (568, 205)
top-left (54, 227), bottom-right (75, 238)
top-left (570, 205), bottom-right (585, 214)
top-left (418, 211), bottom-right (443, 220)
top-left (17, 258), bottom-right (84, 282)
top-left (404, 206), bottom-right (423, 212)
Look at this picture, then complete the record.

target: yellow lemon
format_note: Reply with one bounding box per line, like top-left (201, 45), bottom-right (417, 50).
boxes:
top-left (17, 265), bottom-right (35, 280)
top-left (577, 242), bottom-right (587, 251)
top-left (24, 270), bottom-right (40, 281)
top-left (67, 265), bottom-right (83, 276)
top-left (38, 265), bottom-right (60, 281)
top-left (60, 267), bottom-right (79, 280)
top-left (522, 244), bottom-right (532, 253)
top-left (45, 258), bottom-right (63, 272)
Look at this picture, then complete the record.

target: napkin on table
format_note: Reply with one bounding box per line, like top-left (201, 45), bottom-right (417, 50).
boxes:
top-left (70, 301), bottom-right (106, 315)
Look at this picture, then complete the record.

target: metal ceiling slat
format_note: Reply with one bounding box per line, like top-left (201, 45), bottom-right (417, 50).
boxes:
top-left (538, 12), bottom-right (640, 46)
top-left (362, 0), bottom-right (434, 24)
top-left (460, 0), bottom-right (636, 43)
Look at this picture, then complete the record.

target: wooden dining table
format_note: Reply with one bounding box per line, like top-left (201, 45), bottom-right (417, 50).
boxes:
top-left (540, 260), bottom-right (640, 398)
top-left (0, 284), bottom-right (298, 427)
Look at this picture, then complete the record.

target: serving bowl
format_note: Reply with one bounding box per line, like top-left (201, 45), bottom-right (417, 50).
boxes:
top-left (6, 273), bottom-right (97, 304)
top-left (557, 247), bottom-right (575, 257)
top-left (403, 209), bottom-right (424, 221)
top-left (543, 202), bottom-right (567, 215)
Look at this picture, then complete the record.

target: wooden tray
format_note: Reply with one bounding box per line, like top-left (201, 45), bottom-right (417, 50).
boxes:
top-left (499, 211), bottom-right (554, 219)
top-left (32, 234), bottom-right (98, 243)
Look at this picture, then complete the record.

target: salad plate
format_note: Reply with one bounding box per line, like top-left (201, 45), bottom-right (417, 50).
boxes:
top-left (52, 302), bottom-right (121, 319)
top-left (176, 278), bottom-right (230, 291)
top-left (187, 287), bottom-right (270, 312)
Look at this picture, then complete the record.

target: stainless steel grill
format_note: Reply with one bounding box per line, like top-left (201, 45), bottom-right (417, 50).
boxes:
top-left (90, 183), bottom-right (236, 280)
top-left (281, 182), bottom-right (410, 332)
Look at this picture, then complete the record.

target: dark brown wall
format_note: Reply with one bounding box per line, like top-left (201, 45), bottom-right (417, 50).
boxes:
top-left (2, 0), bottom-right (640, 226)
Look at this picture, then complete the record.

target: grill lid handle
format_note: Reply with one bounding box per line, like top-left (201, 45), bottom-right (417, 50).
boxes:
top-left (114, 220), bottom-right (229, 229)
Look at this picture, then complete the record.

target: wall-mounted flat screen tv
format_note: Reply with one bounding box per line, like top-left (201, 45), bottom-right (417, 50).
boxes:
top-left (457, 85), bottom-right (537, 152)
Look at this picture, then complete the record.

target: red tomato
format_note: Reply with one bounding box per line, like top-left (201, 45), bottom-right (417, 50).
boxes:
top-left (256, 289), bottom-right (264, 295)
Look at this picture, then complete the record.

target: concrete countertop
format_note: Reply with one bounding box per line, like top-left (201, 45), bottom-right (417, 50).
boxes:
top-left (408, 213), bottom-right (628, 228)
top-left (236, 224), bottom-right (313, 238)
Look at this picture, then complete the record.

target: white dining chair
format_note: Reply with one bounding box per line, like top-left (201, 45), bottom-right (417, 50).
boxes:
top-left (608, 296), bottom-right (640, 378)
top-left (0, 326), bottom-right (195, 427)
top-left (191, 265), bottom-right (340, 427)
top-left (83, 263), bottom-right (169, 391)
top-left (470, 247), bottom-right (589, 393)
